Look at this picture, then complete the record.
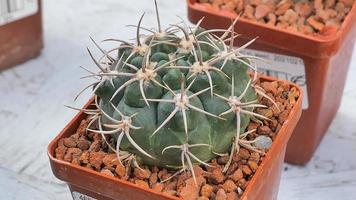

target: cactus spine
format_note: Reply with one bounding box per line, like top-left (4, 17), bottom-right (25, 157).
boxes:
top-left (73, 0), bottom-right (274, 183)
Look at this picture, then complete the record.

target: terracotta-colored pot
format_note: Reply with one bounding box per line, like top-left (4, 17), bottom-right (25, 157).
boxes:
top-left (0, 0), bottom-right (43, 71)
top-left (187, 0), bottom-right (356, 165)
top-left (48, 76), bottom-right (303, 200)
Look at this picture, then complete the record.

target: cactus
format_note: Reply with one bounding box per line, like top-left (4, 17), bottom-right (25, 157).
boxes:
top-left (73, 0), bottom-right (274, 183)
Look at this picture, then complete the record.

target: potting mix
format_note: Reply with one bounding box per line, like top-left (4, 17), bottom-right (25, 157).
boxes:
top-left (198, 0), bottom-right (354, 36)
top-left (55, 80), bottom-right (299, 200)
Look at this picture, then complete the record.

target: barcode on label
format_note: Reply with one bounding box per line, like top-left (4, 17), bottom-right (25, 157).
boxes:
top-left (258, 68), bottom-right (307, 87)
top-left (240, 48), bottom-right (309, 109)
top-left (72, 192), bottom-right (97, 200)
top-left (0, 0), bottom-right (38, 26)
top-left (0, 0), bottom-right (22, 15)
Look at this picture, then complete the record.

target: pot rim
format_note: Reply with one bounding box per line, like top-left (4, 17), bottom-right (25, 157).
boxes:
top-left (48, 75), bottom-right (303, 200)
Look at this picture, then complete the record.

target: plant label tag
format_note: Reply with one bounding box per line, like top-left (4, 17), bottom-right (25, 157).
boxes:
top-left (72, 192), bottom-right (97, 200)
top-left (0, 0), bottom-right (38, 26)
top-left (240, 48), bottom-right (309, 109)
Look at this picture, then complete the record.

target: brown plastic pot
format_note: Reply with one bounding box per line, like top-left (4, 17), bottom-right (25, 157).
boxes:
top-left (187, 0), bottom-right (356, 165)
top-left (48, 76), bottom-right (303, 200)
top-left (0, 0), bottom-right (43, 71)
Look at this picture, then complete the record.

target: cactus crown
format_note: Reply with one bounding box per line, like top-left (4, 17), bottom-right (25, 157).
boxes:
top-left (73, 0), bottom-right (274, 183)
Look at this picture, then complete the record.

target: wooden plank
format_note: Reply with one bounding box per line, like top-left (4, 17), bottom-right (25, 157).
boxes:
top-left (279, 170), bottom-right (356, 200)
top-left (0, 167), bottom-right (70, 200)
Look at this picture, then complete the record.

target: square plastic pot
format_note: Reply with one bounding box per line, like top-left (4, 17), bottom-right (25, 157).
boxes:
top-left (187, 0), bottom-right (356, 165)
top-left (0, 0), bottom-right (43, 71)
top-left (48, 76), bottom-right (303, 200)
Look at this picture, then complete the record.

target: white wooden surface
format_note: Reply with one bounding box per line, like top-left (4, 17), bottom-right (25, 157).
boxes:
top-left (0, 0), bottom-right (355, 199)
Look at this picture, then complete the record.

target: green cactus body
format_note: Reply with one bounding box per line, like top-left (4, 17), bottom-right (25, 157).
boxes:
top-left (91, 30), bottom-right (257, 168)
top-left (78, 2), bottom-right (271, 176)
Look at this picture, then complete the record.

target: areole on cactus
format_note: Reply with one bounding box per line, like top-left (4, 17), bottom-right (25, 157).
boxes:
top-left (72, 0), bottom-right (276, 183)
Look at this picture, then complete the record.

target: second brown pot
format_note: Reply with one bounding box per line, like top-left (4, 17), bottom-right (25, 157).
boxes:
top-left (187, 0), bottom-right (356, 165)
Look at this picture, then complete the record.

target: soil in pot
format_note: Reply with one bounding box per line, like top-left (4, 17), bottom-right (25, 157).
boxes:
top-left (54, 79), bottom-right (300, 200)
top-left (197, 0), bottom-right (354, 36)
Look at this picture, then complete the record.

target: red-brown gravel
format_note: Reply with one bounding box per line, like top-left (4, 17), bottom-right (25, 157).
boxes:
top-left (198, 0), bottom-right (354, 36)
top-left (55, 80), bottom-right (299, 200)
